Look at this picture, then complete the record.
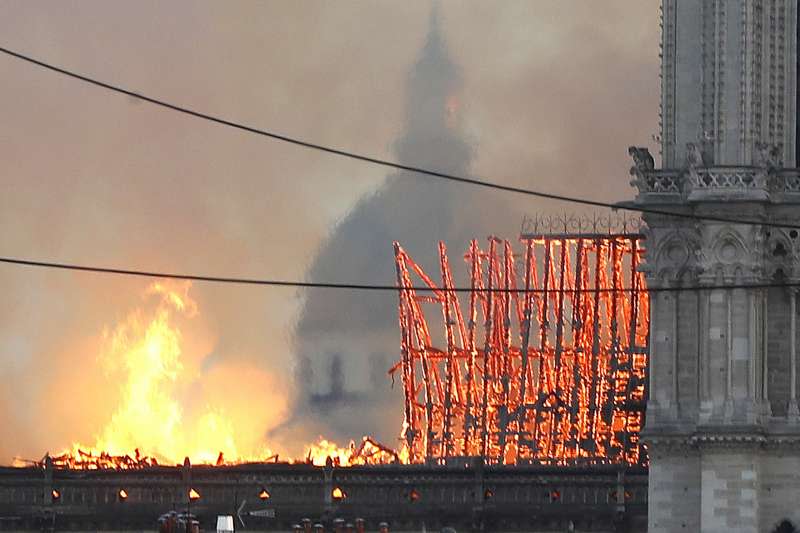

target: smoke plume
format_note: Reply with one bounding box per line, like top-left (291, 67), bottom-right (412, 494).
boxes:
top-left (289, 7), bottom-right (532, 446)
top-left (0, 1), bottom-right (659, 462)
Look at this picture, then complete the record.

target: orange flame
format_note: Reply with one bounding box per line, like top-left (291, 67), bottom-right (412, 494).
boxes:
top-left (56, 281), bottom-right (286, 466)
top-left (302, 436), bottom-right (403, 467)
top-left (36, 281), bottom-right (404, 470)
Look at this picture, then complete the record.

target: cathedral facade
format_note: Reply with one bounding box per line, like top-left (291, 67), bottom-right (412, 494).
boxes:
top-left (636, 1), bottom-right (800, 532)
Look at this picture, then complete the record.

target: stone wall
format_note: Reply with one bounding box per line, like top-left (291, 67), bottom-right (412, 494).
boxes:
top-left (699, 451), bottom-right (759, 533)
top-left (759, 452), bottom-right (800, 532)
top-left (647, 447), bottom-right (700, 533)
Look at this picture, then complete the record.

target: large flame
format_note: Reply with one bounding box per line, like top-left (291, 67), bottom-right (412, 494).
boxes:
top-left (61, 281), bottom-right (281, 466)
top-left (33, 281), bottom-right (403, 470)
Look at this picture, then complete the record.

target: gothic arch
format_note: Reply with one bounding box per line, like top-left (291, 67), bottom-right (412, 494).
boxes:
top-left (703, 227), bottom-right (751, 280)
top-left (764, 230), bottom-right (795, 279)
top-left (712, 228), bottom-right (747, 265)
top-left (653, 231), bottom-right (697, 282)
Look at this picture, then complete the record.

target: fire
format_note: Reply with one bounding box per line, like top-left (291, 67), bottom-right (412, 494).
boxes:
top-left (42, 435), bottom-right (407, 470)
top-left (304, 438), bottom-right (352, 467)
top-left (24, 280), bottom-right (404, 470)
top-left (302, 436), bottom-right (403, 467)
top-left (51, 281), bottom-right (286, 467)
top-left (393, 236), bottom-right (650, 466)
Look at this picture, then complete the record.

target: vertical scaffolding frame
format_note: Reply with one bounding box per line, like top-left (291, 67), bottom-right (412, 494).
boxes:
top-left (393, 233), bottom-right (649, 466)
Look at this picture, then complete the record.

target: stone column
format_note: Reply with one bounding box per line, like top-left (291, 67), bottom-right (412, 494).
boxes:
top-left (762, 289), bottom-right (772, 417)
top-left (672, 288), bottom-right (679, 416)
top-left (748, 289), bottom-right (757, 401)
top-left (724, 287), bottom-right (734, 420)
top-left (789, 289), bottom-right (799, 419)
top-left (699, 287), bottom-right (712, 422)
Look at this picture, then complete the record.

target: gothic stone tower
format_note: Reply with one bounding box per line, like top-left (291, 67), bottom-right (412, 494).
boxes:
top-left (632, 1), bottom-right (800, 532)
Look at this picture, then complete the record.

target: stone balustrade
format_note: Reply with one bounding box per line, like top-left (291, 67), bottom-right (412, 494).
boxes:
top-left (631, 166), bottom-right (800, 201)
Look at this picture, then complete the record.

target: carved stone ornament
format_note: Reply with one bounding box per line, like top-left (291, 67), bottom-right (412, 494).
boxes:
top-left (641, 226), bottom-right (702, 285)
top-left (686, 142), bottom-right (704, 169)
top-left (763, 229), bottom-right (800, 279)
top-left (628, 146), bottom-right (655, 188)
top-left (753, 142), bottom-right (780, 170)
top-left (689, 433), bottom-right (767, 451)
top-left (693, 226), bottom-right (762, 281)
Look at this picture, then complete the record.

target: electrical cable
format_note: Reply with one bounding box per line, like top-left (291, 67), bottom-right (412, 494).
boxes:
top-left (2, 255), bottom-right (799, 294)
top-left (2, 45), bottom-right (800, 231)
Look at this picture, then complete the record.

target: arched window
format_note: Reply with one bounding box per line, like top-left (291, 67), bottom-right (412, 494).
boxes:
top-left (773, 519), bottom-right (797, 533)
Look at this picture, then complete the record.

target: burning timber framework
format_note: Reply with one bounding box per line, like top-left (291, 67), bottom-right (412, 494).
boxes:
top-left (393, 233), bottom-right (649, 466)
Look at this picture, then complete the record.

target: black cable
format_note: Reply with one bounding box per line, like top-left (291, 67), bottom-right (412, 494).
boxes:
top-left (2, 255), bottom-right (799, 294)
top-left (1, 45), bottom-right (799, 231)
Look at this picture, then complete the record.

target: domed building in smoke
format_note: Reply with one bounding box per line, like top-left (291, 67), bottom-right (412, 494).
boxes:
top-left (288, 5), bottom-right (510, 446)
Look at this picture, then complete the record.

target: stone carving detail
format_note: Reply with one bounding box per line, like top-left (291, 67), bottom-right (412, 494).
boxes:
top-left (754, 142), bottom-right (780, 170)
top-left (712, 230), bottom-right (746, 264)
top-left (627, 146), bottom-right (683, 194)
top-left (752, 142), bottom-right (781, 189)
top-left (763, 228), bottom-right (800, 279)
top-left (628, 146), bottom-right (676, 193)
top-left (668, 223), bottom-right (800, 283)
top-left (691, 168), bottom-right (759, 189)
top-left (520, 213), bottom-right (643, 236)
top-left (660, 0), bottom-right (677, 166)
top-left (786, 175), bottom-right (800, 192)
top-left (640, 2), bottom-right (800, 529)
top-left (641, 222), bottom-right (785, 286)
top-left (662, 0), bottom-right (796, 167)
top-left (686, 142), bottom-right (705, 169)
top-left (695, 226), bottom-right (759, 282)
top-left (640, 227), bottom-right (701, 285)
top-left (684, 142), bottom-right (706, 193)
top-left (632, 173), bottom-right (681, 194)
top-left (633, 167), bottom-right (800, 197)
top-left (628, 146), bottom-right (655, 178)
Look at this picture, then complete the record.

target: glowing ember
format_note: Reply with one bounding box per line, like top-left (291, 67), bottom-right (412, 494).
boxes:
top-left (303, 436), bottom-right (403, 467)
top-left (31, 282), bottom-right (304, 469)
top-left (19, 235), bottom-right (649, 471)
top-left (393, 235), bottom-right (649, 466)
top-left (39, 434), bottom-right (403, 470)
top-left (31, 281), bottom-right (404, 470)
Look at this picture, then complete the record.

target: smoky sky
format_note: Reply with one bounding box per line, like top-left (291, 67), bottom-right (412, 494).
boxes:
top-left (0, 1), bottom-right (660, 462)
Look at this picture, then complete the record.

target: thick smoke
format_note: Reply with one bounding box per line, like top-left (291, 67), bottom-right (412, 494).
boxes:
top-left (287, 7), bottom-right (529, 446)
top-left (0, 1), bottom-right (660, 463)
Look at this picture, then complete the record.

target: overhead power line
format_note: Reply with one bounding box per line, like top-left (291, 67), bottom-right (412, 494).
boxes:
top-left (2, 255), bottom-right (800, 294)
top-left (1, 45), bottom-right (799, 231)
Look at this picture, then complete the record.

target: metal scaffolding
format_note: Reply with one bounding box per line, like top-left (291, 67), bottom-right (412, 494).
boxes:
top-left (393, 234), bottom-right (649, 466)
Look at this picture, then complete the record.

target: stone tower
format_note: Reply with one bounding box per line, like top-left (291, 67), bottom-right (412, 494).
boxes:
top-left (631, 1), bottom-right (800, 532)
